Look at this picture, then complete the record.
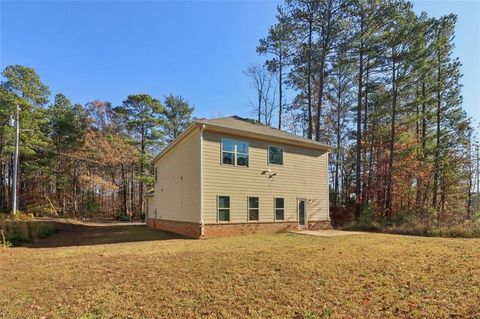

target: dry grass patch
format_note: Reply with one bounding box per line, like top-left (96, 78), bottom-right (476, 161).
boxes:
top-left (1, 225), bottom-right (479, 318)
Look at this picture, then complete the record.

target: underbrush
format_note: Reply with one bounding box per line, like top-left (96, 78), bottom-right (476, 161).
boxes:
top-left (0, 213), bottom-right (59, 245)
top-left (333, 204), bottom-right (480, 238)
top-left (344, 219), bottom-right (480, 238)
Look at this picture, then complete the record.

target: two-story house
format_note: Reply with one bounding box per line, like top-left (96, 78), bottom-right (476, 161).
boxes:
top-left (145, 116), bottom-right (332, 238)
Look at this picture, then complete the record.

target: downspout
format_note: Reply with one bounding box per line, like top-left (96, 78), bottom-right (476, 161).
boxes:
top-left (200, 124), bottom-right (205, 238)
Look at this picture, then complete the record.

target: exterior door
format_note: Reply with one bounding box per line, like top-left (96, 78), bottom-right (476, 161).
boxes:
top-left (298, 199), bottom-right (306, 228)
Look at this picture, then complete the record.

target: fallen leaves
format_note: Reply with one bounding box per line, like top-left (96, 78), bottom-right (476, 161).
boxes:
top-left (1, 230), bottom-right (479, 318)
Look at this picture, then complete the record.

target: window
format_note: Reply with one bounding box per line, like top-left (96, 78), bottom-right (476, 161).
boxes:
top-left (275, 198), bottom-right (284, 221)
top-left (248, 197), bottom-right (259, 221)
top-left (269, 146), bottom-right (283, 165)
top-left (221, 139), bottom-right (235, 165)
top-left (154, 167), bottom-right (158, 183)
top-left (222, 138), bottom-right (249, 166)
top-left (236, 141), bottom-right (249, 166)
top-left (218, 196), bottom-right (230, 222)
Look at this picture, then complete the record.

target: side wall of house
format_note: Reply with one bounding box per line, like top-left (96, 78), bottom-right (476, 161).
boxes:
top-left (202, 130), bottom-right (330, 226)
top-left (149, 128), bottom-right (201, 225)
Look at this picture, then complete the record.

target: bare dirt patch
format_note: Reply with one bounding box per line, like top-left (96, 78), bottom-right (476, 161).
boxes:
top-left (1, 226), bottom-right (479, 318)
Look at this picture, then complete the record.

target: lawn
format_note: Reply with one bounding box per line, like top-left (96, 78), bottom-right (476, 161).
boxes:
top-left (1, 224), bottom-right (479, 319)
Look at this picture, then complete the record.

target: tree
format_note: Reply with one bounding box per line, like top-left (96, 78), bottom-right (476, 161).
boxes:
top-left (1, 65), bottom-right (51, 212)
top-left (325, 50), bottom-right (355, 207)
top-left (382, 2), bottom-right (420, 218)
top-left (47, 94), bottom-right (86, 215)
top-left (162, 94), bottom-right (194, 142)
top-left (1, 65), bottom-right (50, 106)
top-left (115, 94), bottom-right (164, 215)
top-left (257, 11), bottom-right (292, 130)
top-left (431, 15), bottom-right (460, 212)
top-left (257, 0), bottom-right (475, 226)
top-left (244, 64), bottom-right (277, 126)
top-left (285, 0), bottom-right (320, 139)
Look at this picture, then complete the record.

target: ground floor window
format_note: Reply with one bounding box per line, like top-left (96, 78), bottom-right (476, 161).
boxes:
top-left (248, 197), bottom-right (259, 221)
top-left (275, 198), bottom-right (284, 221)
top-left (217, 196), bottom-right (230, 222)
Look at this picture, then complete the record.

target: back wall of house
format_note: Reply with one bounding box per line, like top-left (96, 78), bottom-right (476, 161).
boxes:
top-left (202, 130), bottom-right (329, 224)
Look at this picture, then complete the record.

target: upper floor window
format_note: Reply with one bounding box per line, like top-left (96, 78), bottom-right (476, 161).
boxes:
top-left (221, 138), bottom-right (249, 167)
top-left (154, 167), bottom-right (158, 183)
top-left (268, 146), bottom-right (283, 165)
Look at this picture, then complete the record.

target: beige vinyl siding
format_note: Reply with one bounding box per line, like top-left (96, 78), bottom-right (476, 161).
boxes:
top-left (203, 130), bottom-right (329, 224)
top-left (150, 129), bottom-right (201, 223)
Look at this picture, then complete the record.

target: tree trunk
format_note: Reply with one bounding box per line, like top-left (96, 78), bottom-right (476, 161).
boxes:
top-left (278, 54), bottom-right (283, 130)
top-left (0, 142), bottom-right (5, 211)
top-left (307, 16), bottom-right (313, 139)
top-left (139, 128), bottom-right (145, 216)
top-left (432, 50), bottom-right (442, 210)
top-left (361, 61), bottom-right (369, 203)
top-left (334, 76), bottom-right (342, 207)
top-left (354, 17), bottom-right (364, 220)
top-left (366, 116), bottom-right (376, 204)
top-left (130, 164), bottom-right (135, 216)
top-left (72, 162), bottom-right (78, 218)
top-left (385, 49), bottom-right (397, 220)
top-left (121, 164), bottom-right (129, 215)
top-left (258, 87), bottom-right (262, 124)
top-left (315, 54), bottom-right (326, 142)
top-left (467, 141), bottom-right (473, 218)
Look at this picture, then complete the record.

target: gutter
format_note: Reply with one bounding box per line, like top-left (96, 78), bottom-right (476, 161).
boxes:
top-left (200, 124), bottom-right (205, 238)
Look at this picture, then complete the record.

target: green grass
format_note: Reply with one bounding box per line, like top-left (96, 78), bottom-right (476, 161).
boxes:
top-left (1, 225), bottom-right (479, 318)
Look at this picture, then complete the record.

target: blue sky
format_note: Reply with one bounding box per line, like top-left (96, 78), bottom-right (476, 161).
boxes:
top-left (1, 0), bottom-right (479, 125)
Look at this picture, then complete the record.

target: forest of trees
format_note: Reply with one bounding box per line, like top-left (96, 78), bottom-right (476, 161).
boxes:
top-left (0, 65), bottom-right (193, 219)
top-left (248, 0), bottom-right (480, 225)
top-left (1, 0), bottom-right (479, 227)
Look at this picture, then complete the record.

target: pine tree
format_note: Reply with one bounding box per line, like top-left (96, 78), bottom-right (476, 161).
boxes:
top-left (162, 94), bottom-right (194, 142)
top-left (115, 94), bottom-right (164, 215)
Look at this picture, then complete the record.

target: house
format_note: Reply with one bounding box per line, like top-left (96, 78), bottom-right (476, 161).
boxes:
top-left (145, 116), bottom-right (332, 238)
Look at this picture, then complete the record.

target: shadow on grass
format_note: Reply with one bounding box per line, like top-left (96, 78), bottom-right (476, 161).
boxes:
top-left (23, 223), bottom-right (187, 248)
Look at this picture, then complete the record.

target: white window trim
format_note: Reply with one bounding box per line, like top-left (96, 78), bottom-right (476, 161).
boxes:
top-left (221, 138), bottom-right (250, 167)
top-left (247, 196), bottom-right (260, 222)
top-left (217, 195), bottom-right (231, 223)
top-left (274, 197), bottom-right (285, 221)
top-left (268, 145), bottom-right (284, 166)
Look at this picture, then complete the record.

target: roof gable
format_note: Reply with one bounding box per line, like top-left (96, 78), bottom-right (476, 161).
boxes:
top-left (194, 116), bottom-right (332, 150)
top-left (152, 115), bottom-right (332, 164)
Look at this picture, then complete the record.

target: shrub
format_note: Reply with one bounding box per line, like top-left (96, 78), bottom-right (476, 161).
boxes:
top-left (117, 213), bottom-right (130, 222)
top-left (329, 206), bottom-right (353, 228)
top-left (344, 217), bottom-right (480, 238)
top-left (0, 220), bottom-right (58, 245)
top-left (26, 204), bottom-right (56, 217)
top-left (358, 204), bottom-right (376, 225)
